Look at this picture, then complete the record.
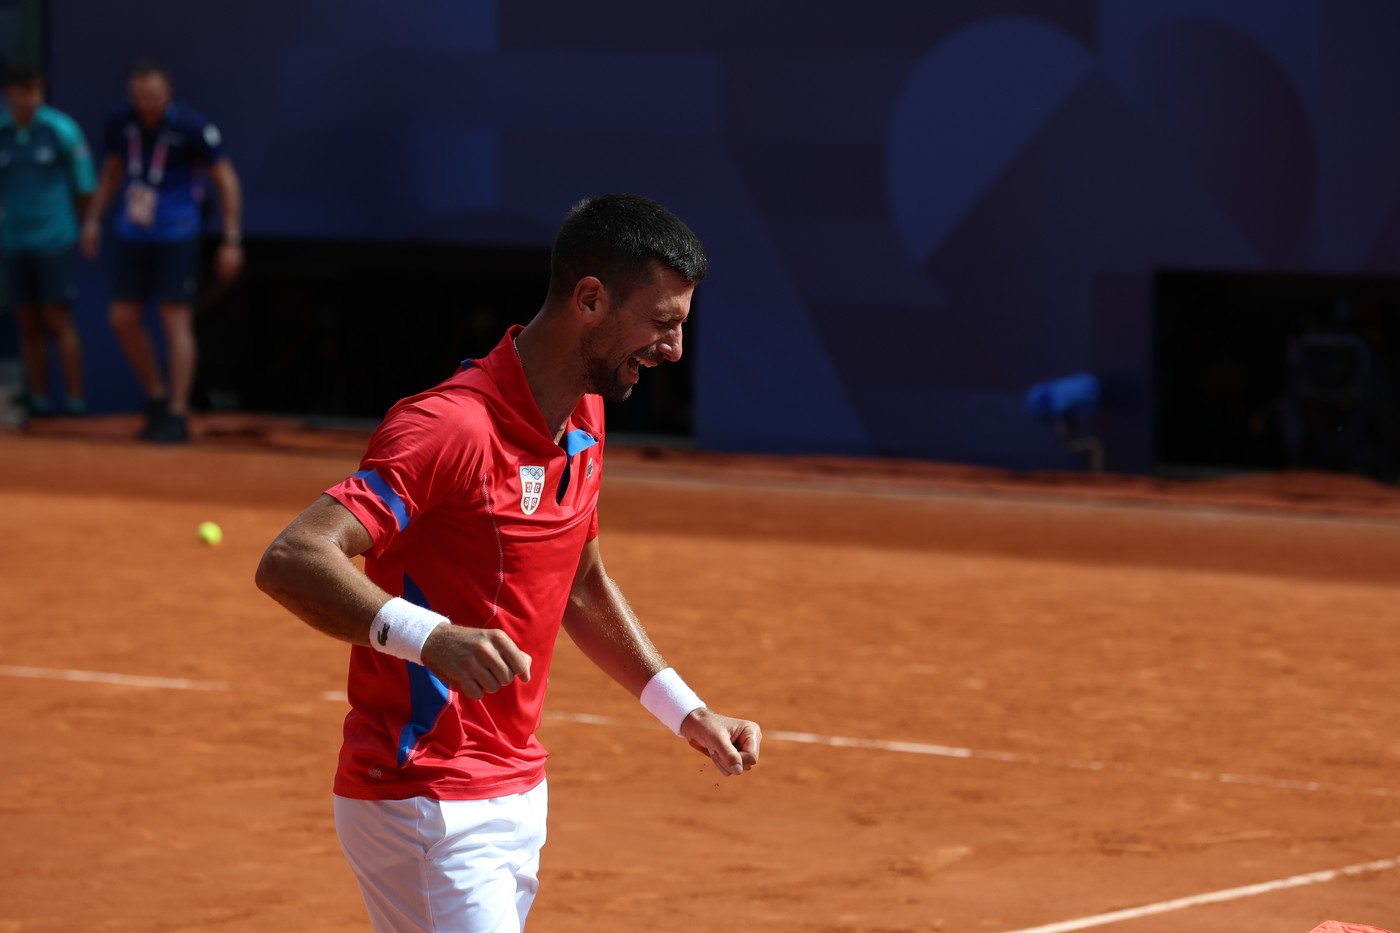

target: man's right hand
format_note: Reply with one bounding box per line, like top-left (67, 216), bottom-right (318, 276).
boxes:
top-left (79, 220), bottom-right (100, 260)
top-left (421, 625), bottom-right (532, 700)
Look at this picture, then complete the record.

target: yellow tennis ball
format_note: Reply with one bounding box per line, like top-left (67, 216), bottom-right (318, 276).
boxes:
top-left (197, 521), bottom-right (223, 546)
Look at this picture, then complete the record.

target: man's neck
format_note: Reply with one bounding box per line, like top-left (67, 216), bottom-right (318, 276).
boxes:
top-left (513, 321), bottom-right (585, 444)
top-left (138, 107), bottom-right (167, 131)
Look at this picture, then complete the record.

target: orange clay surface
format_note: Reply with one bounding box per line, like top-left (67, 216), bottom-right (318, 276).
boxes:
top-left (2, 417), bottom-right (1400, 933)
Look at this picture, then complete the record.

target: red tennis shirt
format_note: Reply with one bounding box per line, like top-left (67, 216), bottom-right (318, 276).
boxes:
top-left (325, 325), bottom-right (603, 801)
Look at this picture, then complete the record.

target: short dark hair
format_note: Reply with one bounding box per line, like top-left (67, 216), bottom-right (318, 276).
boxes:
top-left (548, 193), bottom-right (708, 303)
top-left (129, 58), bottom-right (170, 82)
top-left (3, 61), bottom-right (43, 87)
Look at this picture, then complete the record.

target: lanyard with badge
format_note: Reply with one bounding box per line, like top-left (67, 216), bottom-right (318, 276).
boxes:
top-left (124, 123), bottom-right (168, 228)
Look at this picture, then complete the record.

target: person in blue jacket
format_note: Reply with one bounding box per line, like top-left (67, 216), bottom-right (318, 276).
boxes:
top-left (82, 59), bottom-right (244, 443)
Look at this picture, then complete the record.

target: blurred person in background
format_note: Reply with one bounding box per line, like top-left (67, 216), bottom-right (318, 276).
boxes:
top-left (81, 58), bottom-right (243, 443)
top-left (0, 61), bottom-right (97, 417)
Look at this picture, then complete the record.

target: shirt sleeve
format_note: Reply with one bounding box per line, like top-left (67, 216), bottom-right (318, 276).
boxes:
top-left (325, 396), bottom-right (479, 558)
top-left (191, 115), bottom-right (225, 165)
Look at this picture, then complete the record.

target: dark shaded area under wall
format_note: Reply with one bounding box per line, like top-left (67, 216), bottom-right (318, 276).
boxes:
top-left (1155, 270), bottom-right (1400, 483)
top-left (191, 237), bottom-right (695, 439)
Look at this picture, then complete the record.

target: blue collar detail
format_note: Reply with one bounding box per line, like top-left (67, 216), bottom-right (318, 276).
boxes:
top-left (563, 429), bottom-right (598, 456)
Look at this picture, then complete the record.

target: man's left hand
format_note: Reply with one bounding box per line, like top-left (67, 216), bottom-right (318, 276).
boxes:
top-left (680, 707), bottom-right (761, 776)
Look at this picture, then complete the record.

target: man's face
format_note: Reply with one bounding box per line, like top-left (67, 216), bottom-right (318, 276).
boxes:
top-left (129, 72), bottom-right (171, 127)
top-left (4, 80), bottom-right (42, 123)
top-left (581, 265), bottom-right (692, 402)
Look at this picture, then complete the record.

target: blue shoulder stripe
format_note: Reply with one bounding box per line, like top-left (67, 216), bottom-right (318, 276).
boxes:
top-left (352, 469), bottom-right (410, 531)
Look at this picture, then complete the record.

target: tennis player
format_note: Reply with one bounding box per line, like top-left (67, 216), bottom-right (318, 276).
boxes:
top-left (256, 193), bottom-right (761, 932)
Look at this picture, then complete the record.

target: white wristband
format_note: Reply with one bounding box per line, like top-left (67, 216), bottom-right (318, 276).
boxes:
top-left (639, 668), bottom-right (704, 735)
top-left (369, 597), bottom-right (448, 665)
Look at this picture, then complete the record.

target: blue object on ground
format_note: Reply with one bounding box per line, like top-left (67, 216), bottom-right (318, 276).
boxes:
top-left (1025, 372), bottom-right (1100, 420)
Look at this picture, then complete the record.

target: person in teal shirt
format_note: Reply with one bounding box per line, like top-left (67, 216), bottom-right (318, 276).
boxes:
top-left (0, 61), bottom-right (96, 416)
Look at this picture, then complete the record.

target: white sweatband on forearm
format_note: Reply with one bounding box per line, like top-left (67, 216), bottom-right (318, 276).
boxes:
top-left (640, 667), bottom-right (705, 735)
top-left (369, 597), bottom-right (449, 665)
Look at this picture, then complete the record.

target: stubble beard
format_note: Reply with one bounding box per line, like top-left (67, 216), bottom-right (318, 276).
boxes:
top-left (590, 359), bottom-right (635, 403)
top-left (581, 333), bottom-right (636, 403)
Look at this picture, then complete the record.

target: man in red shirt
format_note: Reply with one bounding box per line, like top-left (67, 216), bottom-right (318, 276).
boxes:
top-left (256, 193), bottom-right (760, 932)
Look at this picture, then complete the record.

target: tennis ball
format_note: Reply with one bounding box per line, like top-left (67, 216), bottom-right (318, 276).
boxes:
top-left (197, 521), bottom-right (223, 546)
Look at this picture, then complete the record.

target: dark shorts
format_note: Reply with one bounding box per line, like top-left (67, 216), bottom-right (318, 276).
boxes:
top-left (111, 237), bottom-right (201, 305)
top-left (3, 249), bottom-right (77, 308)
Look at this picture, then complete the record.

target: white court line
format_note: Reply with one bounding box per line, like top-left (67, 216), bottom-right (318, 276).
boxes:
top-left (8, 664), bottom-right (1395, 929)
top-left (769, 729), bottom-right (1395, 798)
top-left (0, 663), bottom-right (230, 692)
top-left (5, 665), bottom-right (1396, 799)
top-left (999, 855), bottom-right (1400, 933)
top-left (550, 716), bottom-right (1390, 797)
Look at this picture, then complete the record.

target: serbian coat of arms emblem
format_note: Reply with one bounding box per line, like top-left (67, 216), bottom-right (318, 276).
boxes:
top-left (519, 465), bottom-right (546, 515)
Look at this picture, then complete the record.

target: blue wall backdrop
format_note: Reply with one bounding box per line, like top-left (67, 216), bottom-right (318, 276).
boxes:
top-left (45, 0), bottom-right (1400, 471)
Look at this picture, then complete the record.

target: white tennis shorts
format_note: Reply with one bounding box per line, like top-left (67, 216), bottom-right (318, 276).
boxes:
top-left (333, 781), bottom-right (548, 933)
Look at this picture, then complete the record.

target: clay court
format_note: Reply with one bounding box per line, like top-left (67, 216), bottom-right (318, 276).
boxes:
top-left (3, 422), bottom-right (1399, 932)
